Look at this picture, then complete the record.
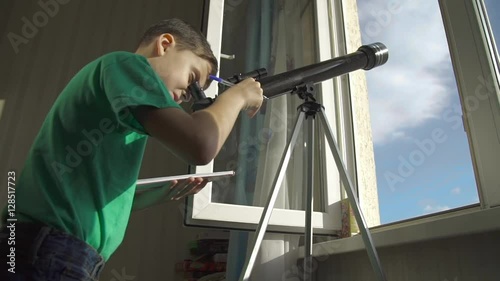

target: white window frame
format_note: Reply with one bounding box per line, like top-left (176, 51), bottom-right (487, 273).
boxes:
top-left (307, 0), bottom-right (500, 257)
top-left (439, 0), bottom-right (500, 208)
top-left (184, 0), bottom-right (370, 234)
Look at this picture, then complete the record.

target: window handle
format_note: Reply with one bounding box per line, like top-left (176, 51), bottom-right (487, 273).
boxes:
top-left (221, 53), bottom-right (236, 60)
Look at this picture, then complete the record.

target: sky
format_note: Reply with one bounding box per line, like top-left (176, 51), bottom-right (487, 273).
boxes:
top-left (357, 0), bottom-right (500, 224)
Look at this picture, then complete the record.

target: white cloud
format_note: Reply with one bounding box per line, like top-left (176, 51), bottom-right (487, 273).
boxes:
top-left (420, 198), bottom-right (451, 214)
top-left (390, 131), bottom-right (409, 142)
top-left (358, 0), bottom-right (456, 145)
top-left (451, 187), bottom-right (461, 195)
top-left (423, 204), bottom-right (450, 213)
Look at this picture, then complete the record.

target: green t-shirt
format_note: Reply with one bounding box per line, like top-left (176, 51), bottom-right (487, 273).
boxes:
top-left (4, 51), bottom-right (181, 260)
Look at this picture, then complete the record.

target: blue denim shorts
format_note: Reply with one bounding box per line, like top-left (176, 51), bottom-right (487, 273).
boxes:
top-left (0, 222), bottom-right (104, 281)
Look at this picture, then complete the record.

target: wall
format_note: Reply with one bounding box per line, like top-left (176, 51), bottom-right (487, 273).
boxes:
top-left (0, 1), bottom-right (208, 280)
top-left (341, 0), bottom-right (381, 227)
top-left (316, 230), bottom-right (500, 281)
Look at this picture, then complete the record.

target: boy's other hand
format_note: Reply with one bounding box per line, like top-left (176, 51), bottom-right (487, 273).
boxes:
top-left (133, 177), bottom-right (209, 211)
top-left (225, 78), bottom-right (264, 118)
top-left (168, 177), bottom-right (208, 200)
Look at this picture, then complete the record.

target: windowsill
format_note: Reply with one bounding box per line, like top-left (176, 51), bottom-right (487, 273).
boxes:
top-left (309, 204), bottom-right (500, 257)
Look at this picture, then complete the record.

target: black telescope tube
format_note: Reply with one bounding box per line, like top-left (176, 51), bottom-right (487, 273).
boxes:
top-left (226, 68), bottom-right (268, 84)
top-left (259, 42), bottom-right (388, 99)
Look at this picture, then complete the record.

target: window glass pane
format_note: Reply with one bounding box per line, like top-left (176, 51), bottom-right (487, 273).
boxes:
top-left (211, 1), bottom-right (323, 211)
top-left (483, 0), bottom-right (500, 82)
top-left (358, 0), bottom-right (480, 224)
top-left (484, 0), bottom-right (500, 49)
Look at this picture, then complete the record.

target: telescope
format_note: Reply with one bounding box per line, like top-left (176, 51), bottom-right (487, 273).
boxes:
top-left (189, 43), bottom-right (390, 280)
top-left (190, 42), bottom-right (388, 110)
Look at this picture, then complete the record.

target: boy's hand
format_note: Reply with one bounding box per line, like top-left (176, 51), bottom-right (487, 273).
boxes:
top-left (168, 177), bottom-right (208, 200)
top-left (225, 78), bottom-right (264, 118)
top-left (133, 177), bottom-right (209, 211)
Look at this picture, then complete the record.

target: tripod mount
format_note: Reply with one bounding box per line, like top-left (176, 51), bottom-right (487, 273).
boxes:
top-left (238, 81), bottom-right (387, 281)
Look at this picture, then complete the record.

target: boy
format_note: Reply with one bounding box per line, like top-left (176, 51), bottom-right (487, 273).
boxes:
top-left (0, 18), bottom-right (264, 280)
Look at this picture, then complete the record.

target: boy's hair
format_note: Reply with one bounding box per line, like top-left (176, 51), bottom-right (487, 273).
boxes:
top-left (138, 18), bottom-right (218, 80)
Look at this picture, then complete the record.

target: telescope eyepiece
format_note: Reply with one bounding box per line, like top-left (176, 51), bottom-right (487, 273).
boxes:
top-left (188, 81), bottom-right (206, 101)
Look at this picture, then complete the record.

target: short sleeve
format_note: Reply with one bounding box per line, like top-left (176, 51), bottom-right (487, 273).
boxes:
top-left (101, 55), bottom-right (182, 134)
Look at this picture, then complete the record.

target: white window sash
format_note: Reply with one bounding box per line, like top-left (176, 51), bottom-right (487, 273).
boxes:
top-left (439, 0), bottom-right (500, 208)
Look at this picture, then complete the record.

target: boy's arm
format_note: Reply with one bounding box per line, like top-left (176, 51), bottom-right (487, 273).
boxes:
top-left (133, 78), bottom-right (263, 165)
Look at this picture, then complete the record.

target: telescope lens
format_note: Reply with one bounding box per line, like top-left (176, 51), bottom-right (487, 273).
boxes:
top-left (358, 42), bottom-right (389, 70)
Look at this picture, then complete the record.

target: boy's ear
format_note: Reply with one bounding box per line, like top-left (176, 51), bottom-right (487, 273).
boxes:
top-left (156, 33), bottom-right (176, 56)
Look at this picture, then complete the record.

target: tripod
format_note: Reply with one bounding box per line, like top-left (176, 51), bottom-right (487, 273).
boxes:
top-left (239, 84), bottom-right (387, 281)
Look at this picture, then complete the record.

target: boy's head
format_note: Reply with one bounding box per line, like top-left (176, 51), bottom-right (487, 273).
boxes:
top-left (136, 19), bottom-right (218, 103)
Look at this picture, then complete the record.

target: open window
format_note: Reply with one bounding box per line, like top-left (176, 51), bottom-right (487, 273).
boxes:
top-left (185, 0), bottom-right (380, 233)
